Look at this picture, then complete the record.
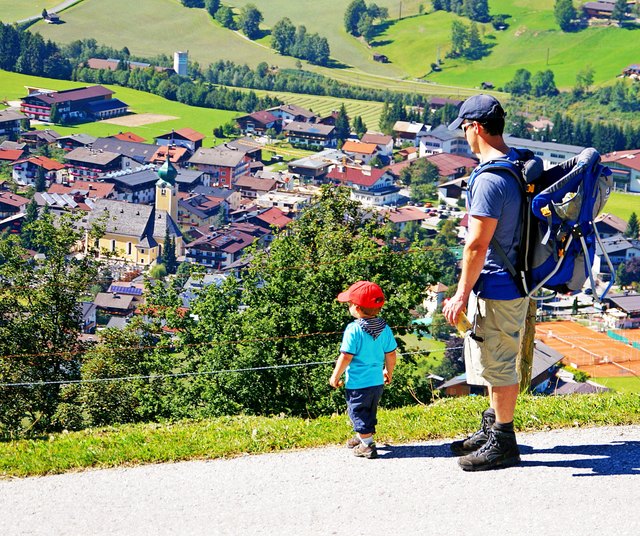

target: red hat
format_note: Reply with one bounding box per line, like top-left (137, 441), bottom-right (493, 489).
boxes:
top-left (337, 280), bottom-right (385, 309)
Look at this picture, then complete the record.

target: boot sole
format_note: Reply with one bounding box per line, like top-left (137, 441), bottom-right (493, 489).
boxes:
top-left (459, 455), bottom-right (521, 472)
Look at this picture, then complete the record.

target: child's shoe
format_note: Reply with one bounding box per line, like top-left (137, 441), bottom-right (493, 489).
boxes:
top-left (353, 442), bottom-right (378, 459)
top-left (346, 435), bottom-right (361, 449)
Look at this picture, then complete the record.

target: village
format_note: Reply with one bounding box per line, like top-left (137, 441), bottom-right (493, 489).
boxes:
top-left (1, 79), bottom-right (640, 398)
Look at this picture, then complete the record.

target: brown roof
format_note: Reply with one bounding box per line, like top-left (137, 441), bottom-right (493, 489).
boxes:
top-left (14, 155), bottom-right (65, 171)
top-left (25, 85), bottom-right (113, 105)
top-left (381, 206), bottom-right (430, 224)
top-left (234, 175), bottom-right (278, 192)
top-left (602, 149), bottom-right (640, 172)
top-left (93, 292), bottom-right (135, 311)
top-left (151, 146), bottom-right (189, 163)
top-left (426, 152), bottom-right (478, 177)
top-left (48, 180), bottom-right (115, 199)
top-left (175, 128), bottom-right (205, 142)
top-left (0, 149), bottom-right (24, 162)
top-left (0, 191), bottom-right (30, 208)
top-left (595, 213), bottom-right (628, 233)
top-left (253, 207), bottom-right (292, 229)
top-left (327, 166), bottom-right (387, 187)
top-left (361, 132), bottom-right (393, 145)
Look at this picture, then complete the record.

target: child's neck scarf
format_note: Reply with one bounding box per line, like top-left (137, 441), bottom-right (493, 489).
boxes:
top-left (356, 317), bottom-right (386, 340)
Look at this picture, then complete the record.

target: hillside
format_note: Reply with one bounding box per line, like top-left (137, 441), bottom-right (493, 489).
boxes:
top-left (13, 0), bottom-right (640, 93)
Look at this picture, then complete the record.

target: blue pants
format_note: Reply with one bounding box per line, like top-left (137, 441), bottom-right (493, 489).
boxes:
top-left (345, 384), bottom-right (384, 435)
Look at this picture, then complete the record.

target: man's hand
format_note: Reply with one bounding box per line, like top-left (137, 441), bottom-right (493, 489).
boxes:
top-left (383, 368), bottom-right (392, 385)
top-left (442, 294), bottom-right (467, 327)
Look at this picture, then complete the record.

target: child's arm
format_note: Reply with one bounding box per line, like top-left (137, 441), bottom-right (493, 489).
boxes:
top-left (329, 352), bottom-right (353, 388)
top-left (383, 349), bottom-right (397, 385)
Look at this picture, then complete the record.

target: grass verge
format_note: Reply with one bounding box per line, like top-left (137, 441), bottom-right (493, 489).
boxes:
top-left (1, 392), bottom-right (638, 478)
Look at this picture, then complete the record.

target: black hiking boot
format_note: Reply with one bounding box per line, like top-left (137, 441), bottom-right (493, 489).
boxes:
top-left (450, 408), bottom-right (495, 456)
top-left (458, 428), bottom-right (521, 472)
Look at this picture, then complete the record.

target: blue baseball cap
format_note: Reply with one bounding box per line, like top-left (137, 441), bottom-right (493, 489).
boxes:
top-left (448, 94), bottom-right (506, 130)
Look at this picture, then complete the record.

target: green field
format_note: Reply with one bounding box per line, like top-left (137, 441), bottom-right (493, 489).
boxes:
top-left (0, 69), bottom-right (237, 145)
top-left (0, 0), bottom-right (60, 23)
top-left (591, 376), bottom-right (640, 394)
top-left (604, 191), bottom-right (640, 223)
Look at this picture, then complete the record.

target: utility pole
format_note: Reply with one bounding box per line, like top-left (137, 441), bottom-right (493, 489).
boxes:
top-left (399, 1), bottom-right (402, 20)
top-left (546, 48), bottom-right (550, 66)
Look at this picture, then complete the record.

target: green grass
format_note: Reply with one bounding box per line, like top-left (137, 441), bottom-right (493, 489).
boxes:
top-left (0, 69), bottom-right (237, 146)
top-left (0, 0), bottom-right (60, 23)
top-left (1, 392), bottom-right (638, 477)
top-left (603, 191), bottom-right (640, 223)
top-left (591, 377), bottom-right (640, 394)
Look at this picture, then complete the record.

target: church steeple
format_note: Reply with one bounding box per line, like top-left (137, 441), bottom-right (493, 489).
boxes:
top-left (155, 151), bottom-right (178, 220)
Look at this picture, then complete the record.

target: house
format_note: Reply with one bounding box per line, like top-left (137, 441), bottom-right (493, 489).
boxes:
top-left (0, 148), bottom-right (25, 166)
top-left (622, 64), bottom-right (640, 78)
top-left (173, 168), bottom-right (210, 192)
top-left (236, 111), bottom-right (279, 135)
top-left (255, 191), bottom-right (311, 214)
top-left (283, 122), bottom-right (336, 149)
top-left (92, 138), bottom-right (160, 166)
top-left (439, 340), bottom-right (564, 397)
top-left (287, 149), bottom-right (348, 183)
top-left (93, 292), bottom-right (136, 317)
top-left (243, 207), bottom-right (292, 233)
top-left (86, 158), bottom-right (183, 267)
top-left (419, 125), bottom-right (472, 157)
top-left (361, 132), bottom-right (394, 158)
top-left (0, 109), bottom-right (27, 139)
top-left (20, 129), bottom-right (60, 147)
top-left (603, 292), bottom-right (640, 329)
top-left (341, 140), bottom-right (379, 165)
top-left (64, 147), bottom-right (122, 182)
top-left (150, 146), bottom-right (190, 167)
top-left (81, 302), bottom-right (97, 333)
top-left (12, 155), bottom-right (66, 187)
top-left (57, 133), bottom-right (98, 152)
top-left (103, 166), bottom-right (161, 204)
top-left (595, 213), bottom-right (628, 238)
top-left (378, 206), bottom-right (431, 232)
top-left (185, 222), bottom-right (269, 270)
top-left (267, 104), bottom-right (317, 125)
top-left (178, 193), bottom-right (228, 228)
top-left (180, 273), bottom-right (228, 307)
top-left (188, 146), bottom-right (252, 188)
top-left (224, 137), bottom-right (263, 162)
top-left (20, 85), bottom-right (128, 123)
top-left (154, 128), bottom-right (205, 153)
top-left (583, 1), bottom-right (617, 19)
top-left (504, 136), bottom-right (586, 169)
top-left (0, 191), bottom-right (29, 219)
top-left (593, 234), bottom-right (640, 280)
top-left (393, 121), bottom-right (428, 147)
top-left (429, 97), bottom-right (463, 112)
top-left (528, 118), bottom-right (554, 133)
top-left (422, 282), bottom-right (449, 315)
top-left (426, 152), bottom-right (478, 181)
top-left (327, 165), bottom-right (400, 206)
top-left (233, 175), bottom-right (278, 199)
top-left (193, 185), bottom-right (242, 211)
top-left (40, 180), bottom-right (116, 212)
top-left (601, 149), bottom-right (640, 192)
top-left (44, 12), bottom-right (60, 24)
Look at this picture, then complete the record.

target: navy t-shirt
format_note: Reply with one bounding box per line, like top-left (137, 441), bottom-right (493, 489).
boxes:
top-left (467, 148), bottom-right (524, 300)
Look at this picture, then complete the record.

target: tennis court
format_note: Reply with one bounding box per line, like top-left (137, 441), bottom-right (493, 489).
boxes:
top-left (535, 321), bottom-right (640, 377)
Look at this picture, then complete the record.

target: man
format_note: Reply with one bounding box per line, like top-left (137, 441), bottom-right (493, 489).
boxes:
top-left (442, 94), bottom-right (529, 471)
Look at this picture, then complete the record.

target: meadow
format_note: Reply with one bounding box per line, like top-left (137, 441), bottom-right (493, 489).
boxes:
top-left (0, 70), bottom-right (237, 146)
top-left (0, 0), bottom-right (60, 23)
top-left (605, 191), bottom-right (640, 222)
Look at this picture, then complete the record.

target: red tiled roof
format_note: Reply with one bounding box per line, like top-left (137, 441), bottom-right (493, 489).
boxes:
top-left (381, 206), bottom-right (430, 223)
top-left (151, 146), bottom-right (189, 163)
top-left (602, 150), bottom-right (640, 172)
top-left (175, 128), bottom-right (206, 142)
top-left (248, 110), bottom-right (278, 124)
top-left (112, 132), bottom-right (145, 143)
top-left (426, 152), bottom-right (478, 177)
top-left (254, 207), bottom-right (292, 229)
top-left (14, 155), bottom-right (65, 171)
top-left (327, 166), bottom-right (386, 187)
top-left (0, 149), bottom-right (24, 162)
top-left (48, 180), bottom-right (115, 199)
top-left (234, 175), bottom-right (277, 191)
top-left (361, 132), bottom-right (393, 145)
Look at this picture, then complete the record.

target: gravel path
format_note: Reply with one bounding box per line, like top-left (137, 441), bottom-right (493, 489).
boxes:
top-left (1, 425), bottom-right (639, 536)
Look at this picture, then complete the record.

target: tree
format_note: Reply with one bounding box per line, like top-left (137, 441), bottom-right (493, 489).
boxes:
top-left (215, 6), bottom-right (236, 29)
top-left (449, 20), bottom-right (468, 57)
top-left (554, 0), bottom-right (576, 32)
top-left (611, 0), bottom-right (627, 24)
top-left (34, 165), bottom-right (46, 192)
top-left (574, 65), bottom-right (595, 97)
top-left (357, 14), bottom-right (375, 43)
top-left (352, 115), bottom-right (367, 137)
top-left (434, 336), bottom-right (465, 378)
top-left (162, 226), bottom-right (178, 274)
top-left (239, 4), bottom-right (263, 40)
top-left (49, 102), bottom-right (61, 124)
top-left (464, 0), bottom-right (490, 22)
top-left (504, 69), bottom-right (532, 95)
top-left (20, 199), bottom-right (39, 250)
top-left (617, 257), bottom-right (640, 288)
top-left (464, 22), bottom-right (483, 60)
top-left (181, 0), bottom-right (205, 7)
top-left (625, 212), bottom-right (639, 239)
top-left (205, 0), bottom-right (220, 17)
top-left (344, 0), bottom-right (367, 36)
top-left (0, 212), bottom-right (102, 438)
top-left (531, 69), bottom-right (559, 97)
top-left (271, 18), bottom-right (296, 55)
top-left (334, 104), bottom-right (350, 142)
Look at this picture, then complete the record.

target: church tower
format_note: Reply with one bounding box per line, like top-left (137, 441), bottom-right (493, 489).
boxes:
top-left (155, 153), bottom-right (178, 220)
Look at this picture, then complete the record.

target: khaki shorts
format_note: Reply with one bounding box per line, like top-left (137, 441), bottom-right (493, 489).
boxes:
top-left (464, 293), bottom-right (529, 387)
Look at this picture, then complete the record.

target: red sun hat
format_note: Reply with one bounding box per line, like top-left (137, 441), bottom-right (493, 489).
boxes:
top-left (337, 280), bottom-right (385, 309)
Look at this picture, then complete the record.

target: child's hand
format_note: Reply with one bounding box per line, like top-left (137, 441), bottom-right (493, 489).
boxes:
top-left (329, 375), bottom-right (344, 389)
top-left (383, 369), bottom-right (392, 385)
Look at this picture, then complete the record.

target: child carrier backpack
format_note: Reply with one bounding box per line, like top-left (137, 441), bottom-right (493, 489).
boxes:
top-left (470, 147), bottom-right (614, 302)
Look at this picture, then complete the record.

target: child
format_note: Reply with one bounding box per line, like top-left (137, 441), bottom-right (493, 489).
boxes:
top-left (329, 280), bottom-right (397, 459)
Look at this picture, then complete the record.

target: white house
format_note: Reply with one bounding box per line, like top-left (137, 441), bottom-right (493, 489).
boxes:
top-left (419, 125), bottom-right (473, 158)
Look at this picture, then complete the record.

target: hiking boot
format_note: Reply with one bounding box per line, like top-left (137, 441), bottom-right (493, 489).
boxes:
top-left (346, 435), bottom-right (361, 449)
top-left (458, 428), bottom-right (521, 472)
top-left (450, 408), bottom-right (495, 456)
top-left (353, 442), bottom-right (378, 459)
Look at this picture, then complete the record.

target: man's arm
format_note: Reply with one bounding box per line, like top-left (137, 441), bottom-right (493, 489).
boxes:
top-left (442, 215), bottom-right (497, 326)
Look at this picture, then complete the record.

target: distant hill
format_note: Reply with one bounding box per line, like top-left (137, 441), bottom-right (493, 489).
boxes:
top-left (7, 0), bottom-right (640, 92)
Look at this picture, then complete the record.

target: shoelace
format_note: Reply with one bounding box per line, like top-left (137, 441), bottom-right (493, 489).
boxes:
top-left (475, 431), bottom-right (498, 455)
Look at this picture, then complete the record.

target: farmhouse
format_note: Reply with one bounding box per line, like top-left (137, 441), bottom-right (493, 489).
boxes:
top-left (21, 85), bottom-right (128, 123)
top-left (283, 122), bottom-right (336, 149)
top-left (12, 155), bottom-right (66, 187)
top-left (392, 121), bottom-right (428, 147)
top-left (361, 132), bottom-right (394, 158)
top-left (419, 125), bottom-right (472, 157)
top-left (267, 104), bottom-right (317, 125)
top-left (154, 128), bottom-right (205, 153)
top-left (0, 109), bottom-right (27, 139)
top-left (236, 111), bottom-right (279, 135)
top-left (327, 165), bottom-right (400, 207)
top-left (595, 213), bottom-right (628, 238)
top-left (583, 1), bottom-right (617, 18)
top-left (341, 140), bottom-right (379, 164)
top-left (0, 192), bottom-right (29, 219)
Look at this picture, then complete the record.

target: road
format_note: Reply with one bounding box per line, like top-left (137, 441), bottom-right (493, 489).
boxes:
top-left (1, 425), bottom-right (639, 535)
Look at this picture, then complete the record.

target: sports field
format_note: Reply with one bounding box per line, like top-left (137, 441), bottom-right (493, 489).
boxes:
top-left (536, 321), bottom-right (640, 378)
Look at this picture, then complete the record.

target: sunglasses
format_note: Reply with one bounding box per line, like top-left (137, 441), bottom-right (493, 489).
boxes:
top-left (462, 122), bottom-right (475, 133)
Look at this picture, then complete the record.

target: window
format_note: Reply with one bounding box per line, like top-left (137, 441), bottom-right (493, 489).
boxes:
top-left (111, 240), bottom-right (116, 252)
top-left (127, 242), bottom-right (132, 255)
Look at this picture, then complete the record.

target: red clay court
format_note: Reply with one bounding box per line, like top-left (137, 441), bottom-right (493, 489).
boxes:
top-left (535, 321), bottom-right (640, 377)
